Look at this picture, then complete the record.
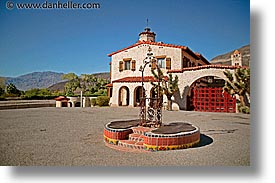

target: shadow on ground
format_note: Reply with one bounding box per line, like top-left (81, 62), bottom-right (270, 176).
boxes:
top-left (192, 134), bottom-right (213, 148)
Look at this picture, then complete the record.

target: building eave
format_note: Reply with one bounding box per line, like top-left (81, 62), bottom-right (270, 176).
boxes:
top-left (167, 65), bottom-right (247, 73)
top-left (107, 40), bottom-right (203, 58)
top-left (195, 52), bottom-right (210, 65)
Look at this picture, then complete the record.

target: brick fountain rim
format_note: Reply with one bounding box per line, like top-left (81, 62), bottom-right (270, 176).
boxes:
top-left (104, 120), bottom-right (201, 152)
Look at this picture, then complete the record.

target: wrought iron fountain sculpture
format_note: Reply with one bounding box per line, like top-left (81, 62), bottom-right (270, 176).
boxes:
top-left (139, 46), bottom-right (162, 128)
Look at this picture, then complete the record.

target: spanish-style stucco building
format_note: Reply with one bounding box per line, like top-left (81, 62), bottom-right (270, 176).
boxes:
top-left (107, 27), bottom-right (240, 112)
top-left (107, 27), bottom-right (211, 108)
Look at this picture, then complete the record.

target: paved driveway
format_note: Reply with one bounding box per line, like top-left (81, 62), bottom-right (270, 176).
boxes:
top-left (0, 107), bottom-right (250, 166)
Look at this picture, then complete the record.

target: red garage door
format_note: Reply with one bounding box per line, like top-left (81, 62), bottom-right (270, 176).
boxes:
top-left (192, 87), bottom-right (236, 113)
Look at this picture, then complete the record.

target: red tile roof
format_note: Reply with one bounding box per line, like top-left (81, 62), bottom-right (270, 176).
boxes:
top-left (106, 83), bottom-right (113, 87)
top-left (54, 96), bottom-right (70, 101)
top-left (194, 52), bottom-right (210, 64)
top-left (107, 40), bottom-right (205, 61)
top-left (234, 50), bottom-right (240, 54)
top-left (167, 65), bottom-right (248, 73)
top-left (112, 76), bottom-right (168, 83)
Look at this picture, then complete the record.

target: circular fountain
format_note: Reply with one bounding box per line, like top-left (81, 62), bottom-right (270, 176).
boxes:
top-left (104, 120), bottom-right (200, 152)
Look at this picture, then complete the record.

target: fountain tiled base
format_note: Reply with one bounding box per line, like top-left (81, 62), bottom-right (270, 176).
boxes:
top-left (104, 121), bottom-right (200, 152)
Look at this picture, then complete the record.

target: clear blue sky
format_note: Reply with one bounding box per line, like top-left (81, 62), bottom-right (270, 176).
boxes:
top-left (0, 0), bottom-right (250, 77)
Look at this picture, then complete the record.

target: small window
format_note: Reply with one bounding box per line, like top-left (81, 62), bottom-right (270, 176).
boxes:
top-left (182, 57), bottom-right (188, 68)
top-left (124, 61), bottom-right (131, 70)
top-left (157, 58), bottom-right (165, 68)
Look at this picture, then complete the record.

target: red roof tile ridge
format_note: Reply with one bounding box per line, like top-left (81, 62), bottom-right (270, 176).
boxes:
top-left (108, 41), bottom-right (190, 57)
top-left (107, 40), bottom-right (208, 63)
top-left (167, 65), bottom-right (247, 73)
top-left (106, 83), bottom-right (113, 87)
top-left (54, 96), bottom-right (69, 101)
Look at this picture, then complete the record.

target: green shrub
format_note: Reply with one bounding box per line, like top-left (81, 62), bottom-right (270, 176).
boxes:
top-left (96, 96), bottom-right (110, 107)
top-left (4, 93), bottom-right (21, 98)
top-left (91, 98), bottom-right (97, 106)
top-left (21, 88), bottom-right (55, 100)
top-left (0, 87), bottom-right (4, 96)
top-left (238, 105), bottom-right (250, 114)
top-left (0, 96), bottom-right (6, 101)
top-left (6, 83), bottom-right (21, 96)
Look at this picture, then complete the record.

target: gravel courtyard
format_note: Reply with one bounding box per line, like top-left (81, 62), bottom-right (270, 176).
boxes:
top-left (0, 107), bottom-right (250, 166)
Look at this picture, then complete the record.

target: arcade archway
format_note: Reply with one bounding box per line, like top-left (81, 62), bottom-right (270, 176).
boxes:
top-left (118, 86), bottom-right (130, 106)
top-left (134, 86), bottom-right (145, 107)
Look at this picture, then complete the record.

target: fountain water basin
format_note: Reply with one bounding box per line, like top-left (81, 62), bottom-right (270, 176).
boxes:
top-left (104, 120), bottom-right (200, 152)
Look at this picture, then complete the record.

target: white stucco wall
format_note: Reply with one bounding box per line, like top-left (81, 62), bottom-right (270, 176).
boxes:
top-left (110, 82), bottom-right (168, 107)
top-left (110, 44), bottom-right (183, 82)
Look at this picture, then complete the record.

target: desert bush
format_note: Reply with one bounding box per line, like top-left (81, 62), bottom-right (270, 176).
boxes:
top-left (22, 88), bottom-right (54, 100)
top-left (91, 98), bottom-right (97, 106)
top-left (96, 96), bottom-right (110, 107)
top-left (238, 105), bottom-right (250, 114)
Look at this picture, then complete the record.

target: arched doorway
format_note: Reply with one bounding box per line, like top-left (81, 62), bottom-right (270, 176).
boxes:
top-left (134, 86), bottom-right (145, 107)
top-left (118, 86), bottom-right (130, 106)
top-left (187, 76), bottom-right (236, 113)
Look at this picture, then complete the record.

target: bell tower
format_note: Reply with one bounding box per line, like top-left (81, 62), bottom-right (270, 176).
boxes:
top-left (231, 50), bottom-right (242, 66)
top-left (138, 19), bottom-right (156, 42)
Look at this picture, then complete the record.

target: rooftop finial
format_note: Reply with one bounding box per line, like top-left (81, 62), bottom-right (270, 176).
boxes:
top-left (145, 18), bottom-right (151, 32)
top-left (139, 19), bottom-right (155, 42)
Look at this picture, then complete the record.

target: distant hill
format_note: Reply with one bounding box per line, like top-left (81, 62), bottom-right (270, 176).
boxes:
top-left (5, 71), bottom-right (65, 91)
top-left (47, 81), bottom-right (68, 92)
top-left (210, 44), bottom-right (250, 66)
top-left (91, 72), bottom-right (110, 80)
top-left (3, 71), bottom-right (110, 91)
top-left (48, 72), bottom-right (110, 92)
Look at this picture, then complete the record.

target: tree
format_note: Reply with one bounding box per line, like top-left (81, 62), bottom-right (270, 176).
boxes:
top-left (0, 87), bottom-right (4, 96)
top-left (62, 73), bottom-right (79, 81)
top-left (62, 73), bottom-right (80, 96)
top-left (96, 78), bottom-right (108, 90)
top-left (64, 81), bottom-right (80, 96)
top-left (81, 74), bottom-right (97, 93)
top-left (0, 77), bottom-right (6, 96)
top-left (62, 73), bottom-right (109, 97)
top-left (23, 88), bottom-right (52, 99)
top-left (223, 68), bottom-right (250, 113)
top-left (151, 68), bottom-right (179, 111)
top-left (6, 83), bottom-right (21, 96)
top-left (80, 74), bottom-right (109, 96)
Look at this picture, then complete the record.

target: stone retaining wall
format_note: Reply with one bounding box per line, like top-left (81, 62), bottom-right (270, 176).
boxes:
top-left (0, 100), bottom-right (55, 110)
